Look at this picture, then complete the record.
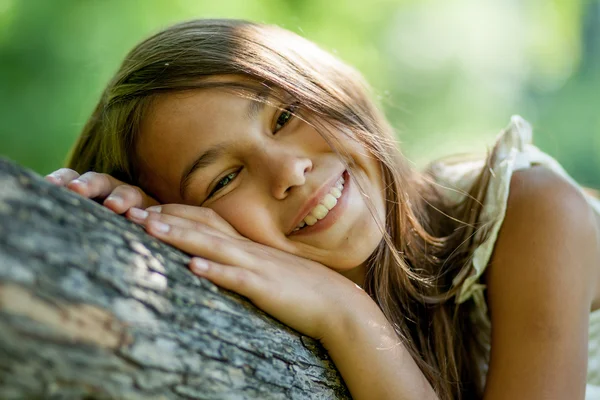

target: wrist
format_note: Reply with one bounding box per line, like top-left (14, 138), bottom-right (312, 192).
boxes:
top-left (319, 286), bottom-right (385, 349)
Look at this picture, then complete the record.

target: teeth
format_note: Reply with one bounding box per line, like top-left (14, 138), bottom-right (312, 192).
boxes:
top-left (321, 193), bottom-right (337, 210)
top-left (304, 215), bottom-right (318, 226)
top-left (294, 173), bottom-right (347, 231)
top-left (310, 204), bottom-right (329, 220)
top-left (330, 187), bottom-right (342, 199)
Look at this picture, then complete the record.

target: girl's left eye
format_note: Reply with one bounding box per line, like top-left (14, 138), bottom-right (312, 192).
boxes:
top-left (274, 103), bottom-right (298, 133)
top-left (208, 171), bottom-right (238, 198)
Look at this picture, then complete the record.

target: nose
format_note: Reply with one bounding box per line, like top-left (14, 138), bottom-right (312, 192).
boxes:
top-left (268, 152), bottom-right (312, 200)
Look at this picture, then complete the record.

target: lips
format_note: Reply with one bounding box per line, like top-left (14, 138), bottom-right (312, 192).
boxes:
top-left (292, 175), bottom-right (345, 231)
top-left (287, 170), bottom-right (349, 236)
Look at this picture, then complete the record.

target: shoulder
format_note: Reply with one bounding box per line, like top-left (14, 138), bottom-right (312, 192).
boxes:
top-left (506, 165), bottom-right (595, 224)
top-left (482, 165), bottom-right (599, 398)
top-left (487, 165), bottom-right (599, 315)
top-left (488, 165), bottom-right (599, 316)
top-left (489, 165), bottom-right (599, 286)
top-left (496, 166), bottom-right (599, 270)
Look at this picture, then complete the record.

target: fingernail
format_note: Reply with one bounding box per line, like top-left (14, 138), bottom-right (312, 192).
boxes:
top-left (146, 206), bottom-right (162, 213)
top-left (105, 195), bottom-right (122, 206)
top-left (129, 207), bottom-right (148, 220)
top-left (191, 258), bottom-right (209, 272)
top-left (71, 178), bottom-right (86, 186)
top-left (45, 173), bottom-right (59, 181)
top-left (148, 220), bottom-right (170, 233)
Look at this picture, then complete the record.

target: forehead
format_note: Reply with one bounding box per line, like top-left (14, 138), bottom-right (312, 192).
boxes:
top-left (135, 88), bottom-right (254, 202)
top-left (144, 88), bottom-right (249, 134)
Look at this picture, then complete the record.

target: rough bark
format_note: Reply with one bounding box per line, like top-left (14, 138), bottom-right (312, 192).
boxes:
top-left (0, 158), bottom-right (351, 400)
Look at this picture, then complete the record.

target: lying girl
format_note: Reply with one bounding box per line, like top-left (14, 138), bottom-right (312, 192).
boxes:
top-left (46, 19), bottom-right (600, 400)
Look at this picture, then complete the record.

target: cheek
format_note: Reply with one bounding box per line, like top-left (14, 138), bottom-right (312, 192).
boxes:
top-left (210, 193), bottom-right (280, 245)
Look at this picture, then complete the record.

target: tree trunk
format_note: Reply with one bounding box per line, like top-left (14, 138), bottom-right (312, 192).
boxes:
top-left (0, 158), bottom-right (351, 400)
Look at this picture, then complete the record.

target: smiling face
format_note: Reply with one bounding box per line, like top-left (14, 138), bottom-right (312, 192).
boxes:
top-left (135, 85), bottom-right (386, 284)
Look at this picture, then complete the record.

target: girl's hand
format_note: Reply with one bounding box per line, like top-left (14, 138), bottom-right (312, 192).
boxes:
top-left (45, 168), bottom-right (159, 214)
top-left (126, 204), bottom-right (368, 341)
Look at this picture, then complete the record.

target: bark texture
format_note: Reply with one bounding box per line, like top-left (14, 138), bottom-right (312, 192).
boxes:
top-left (0, 158), bottom-right (351, 400)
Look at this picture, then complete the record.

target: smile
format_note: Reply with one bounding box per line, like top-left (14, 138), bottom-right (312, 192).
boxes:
top-left (289, 170), bottom-right (350, 236)
top-left (292, 175), bottom-right (345, 232)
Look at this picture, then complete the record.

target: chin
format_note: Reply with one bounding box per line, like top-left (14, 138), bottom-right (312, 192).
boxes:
top-left (328, 232), bottom-right (383, 271)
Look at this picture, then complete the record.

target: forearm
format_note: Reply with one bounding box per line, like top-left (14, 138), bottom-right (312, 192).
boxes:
top-left (321, 292), bottom-right (439, 400)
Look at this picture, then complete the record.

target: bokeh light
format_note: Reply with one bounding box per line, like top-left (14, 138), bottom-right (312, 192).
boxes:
top-left (1, 0), bottom-right (598, 187)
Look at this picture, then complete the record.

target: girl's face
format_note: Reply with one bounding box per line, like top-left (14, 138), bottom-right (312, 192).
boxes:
top-left (136, 86), bottom-right (386, 284)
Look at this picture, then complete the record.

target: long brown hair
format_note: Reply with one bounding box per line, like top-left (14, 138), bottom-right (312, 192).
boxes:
top-left (68, 19), bottom-right (496, 399)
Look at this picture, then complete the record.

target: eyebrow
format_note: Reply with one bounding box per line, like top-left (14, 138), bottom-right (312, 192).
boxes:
top-left (245, 91), bottom-right (268, 121)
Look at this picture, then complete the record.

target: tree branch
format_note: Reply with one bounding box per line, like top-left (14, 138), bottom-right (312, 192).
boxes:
top-left (0, 158), bottom-right (351, 400)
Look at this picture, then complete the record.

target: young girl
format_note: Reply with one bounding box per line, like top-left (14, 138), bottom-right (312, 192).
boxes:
top-left (46, 19), bottom-right (600, 400)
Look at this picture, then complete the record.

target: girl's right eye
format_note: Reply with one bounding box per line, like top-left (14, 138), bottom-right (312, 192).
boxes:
top-left (208, 171), bottom-right (238, 198)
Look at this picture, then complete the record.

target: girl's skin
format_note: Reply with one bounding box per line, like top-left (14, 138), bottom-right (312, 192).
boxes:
top-left (134, 87), bottom-right (387, 279)
top-left (47, 86), bottom-right (600, 399)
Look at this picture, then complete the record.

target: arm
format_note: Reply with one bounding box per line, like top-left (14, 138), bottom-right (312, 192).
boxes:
top-left (483, 166), bottom-right (600, 399)
top-left (316, 165), bottom-right (600, 400)
top-left (320, 290), bottom-right (438, 400)
top-left (126, 205), bottom-right (439, 400)
top-left (47, 170), bottom-right (436, 398)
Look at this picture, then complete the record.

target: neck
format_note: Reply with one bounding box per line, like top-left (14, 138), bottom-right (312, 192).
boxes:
top-left (339, 263), bottom-right (367, 288)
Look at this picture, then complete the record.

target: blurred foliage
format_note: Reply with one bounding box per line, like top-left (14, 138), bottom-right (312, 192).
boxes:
top-left (0, 0), bottom-right (598, 187)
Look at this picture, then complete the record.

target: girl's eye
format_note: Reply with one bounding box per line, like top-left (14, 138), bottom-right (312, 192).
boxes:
top-left (274, 103), bottom-right (298, 133)
top-left (208, 171), bottom-right (238, 198)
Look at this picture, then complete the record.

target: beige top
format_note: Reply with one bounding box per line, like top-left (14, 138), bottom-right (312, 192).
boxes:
top-left (432, 116), bottom-right (600, 398)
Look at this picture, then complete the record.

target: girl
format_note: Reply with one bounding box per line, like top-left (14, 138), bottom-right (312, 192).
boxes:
top-left (46, 19), bottom-right (600, 400)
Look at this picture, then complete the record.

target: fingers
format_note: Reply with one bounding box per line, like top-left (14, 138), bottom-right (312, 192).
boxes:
top-left (45, 168), bottom-right (80, 186)
top-left (128, 203), bottom-right (254, 291)
top-left (142, 204), bottom-right (242, 238)
top-left (103, 184), bottom-right (159, 214)
top-left (66, 171), bottom-right (115, 198)
top-left (127, 207), bottom-right (217, 234)
top-left (144, 219), bottom-right (250, 267)
top-left (46, 169), bottom-right (159, 214)
top-left (190, 258), bottom-right (263, 299)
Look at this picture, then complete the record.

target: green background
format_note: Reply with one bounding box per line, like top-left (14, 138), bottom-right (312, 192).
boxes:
top-left (1, 0), bottom-right (599, 187)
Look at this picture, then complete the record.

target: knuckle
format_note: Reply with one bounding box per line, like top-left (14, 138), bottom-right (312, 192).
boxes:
top-left (200, 207), bottom-right (218, 220)
top-left (116, 185), bottom-right (140, 202)
top-left (97, 173), bottom-right (114, 189)
top-left (154, 205), bottom-right (178, 215)
top-left (233, 269), bottom-right (252, 290)
top-left (169, 204), bottom-right (201, 217)
top-left (208, 236), bottom-right (227, 252)
top-left (196, 207), bottom-right (224, 227)
top-left (180, 206), bottom-right (217, 222)
top-left (79, 171), bottom-right (103, 189)
top-left (132, 186), bottom-right (148, 201)
top-left (158, 204), bottom-right (177, 214)
top-left (168, 225), bottom-right (186, 240)
top-left (150, 213), bottom-right (168, 225)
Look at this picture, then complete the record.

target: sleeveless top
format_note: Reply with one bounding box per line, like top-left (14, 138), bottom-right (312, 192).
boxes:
top-left (430, 116), bottom-right (600, 398)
